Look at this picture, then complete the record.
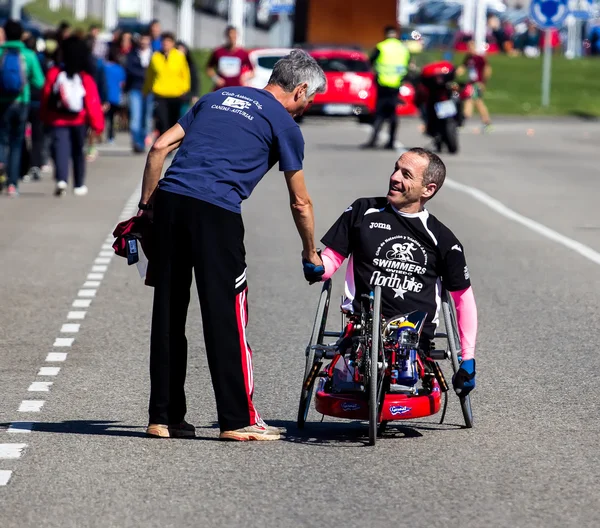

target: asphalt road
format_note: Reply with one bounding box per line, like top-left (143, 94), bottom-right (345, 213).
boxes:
top-left (1, 117), bottom-right (599, 528)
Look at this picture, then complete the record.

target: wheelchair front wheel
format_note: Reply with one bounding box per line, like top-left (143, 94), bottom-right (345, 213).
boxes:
top-left (297, 279), bottom-right (332, 429)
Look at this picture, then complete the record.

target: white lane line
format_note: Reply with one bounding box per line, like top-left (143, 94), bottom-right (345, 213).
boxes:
top-left (53, 337), bottom-right (74, 347)
top-left (0, 444), bottom-right (27, 459)
top-left (38, 367), bottom-right (60, 376)
top-left (60, 324), bottom-right (80, 333)
top-left (0, 470), bottom-right (12, 486)
top-left (92, 265), bottom-right (108, 272)
top-left (98, 251), bottom-right (114, 258)
top-left (46, 352), bottom-right (67, 362)
top-left (8, 423), bottom-right (35, 434)
top-left (445, 178), bottom-right (600, 266)
top-left (28, 382), bottom-right (53, 392)
top-left (67, 311), bottom-right (86, 320)
top-left (94, 258), bottom-right (111, 264)
top-left (18, 400), bottom-right (45, 412)
top-left (87, 273), bottom-right (104, 280)
top-left (77, 289), bottom-right (96, 298)
top-left (101, 244), bottom-right (113, 250)
top-left (83, 281), bottom-right (101, 288)
top-left (73, 299), bottom-right (91, 308)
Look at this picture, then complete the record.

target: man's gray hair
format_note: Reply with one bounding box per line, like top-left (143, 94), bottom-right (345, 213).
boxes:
top-left (268, 49), bottom-right (327, 97)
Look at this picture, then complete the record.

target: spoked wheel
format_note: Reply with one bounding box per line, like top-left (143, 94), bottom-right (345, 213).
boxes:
top-left (297, 279), bottom-right (332, 429)
top-left (368, 286), bottom-right (383, 445)
top-left (442, 290), bottom-right (473, 428)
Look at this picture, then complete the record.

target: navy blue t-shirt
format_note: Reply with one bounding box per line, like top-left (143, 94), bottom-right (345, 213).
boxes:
top-left (158, 87), bottom-right (305, 214)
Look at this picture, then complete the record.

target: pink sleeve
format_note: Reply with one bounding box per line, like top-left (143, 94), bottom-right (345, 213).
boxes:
top-left (321, 247), bottom-right (346, 281)
top-left (449, 287), bottom-right (477, 360)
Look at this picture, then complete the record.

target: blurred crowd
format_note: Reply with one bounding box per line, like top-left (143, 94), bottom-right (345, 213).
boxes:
top-left (0, 18), bottom-right (199, 198)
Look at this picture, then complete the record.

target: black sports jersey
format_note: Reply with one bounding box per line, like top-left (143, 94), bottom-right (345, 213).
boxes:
top-left (321, 197), bottom-right (471, 337)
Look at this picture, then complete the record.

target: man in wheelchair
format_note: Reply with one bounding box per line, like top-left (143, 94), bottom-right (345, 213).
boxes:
top-left (304, 148), bottom-right (477, 396)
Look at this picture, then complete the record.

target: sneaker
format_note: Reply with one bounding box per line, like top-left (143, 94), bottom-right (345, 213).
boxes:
top-left (55, 180), bottom-right (67, 197)
top-left (22, 173), bottom-right (31, 183)
top-left (219, 418), bottom-right (281, 442)
top-left (133, 144), bottom-right (145, 154)
top-left (482, 123), bottom-right (493, 134)
top-left (30, 167), bottom-right (41, 181)
top-left (146, 421), bottom-right (196, 438)
top-left (73, 185), bottom-right (88, 196)
top-left (7, 184), bottom-right (18, 197)
top-left (41, 164), bottom-right (52, 175)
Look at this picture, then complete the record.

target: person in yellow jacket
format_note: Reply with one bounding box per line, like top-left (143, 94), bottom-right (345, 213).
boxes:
top-left (143, 32), bottom-right (191, 135)
top-left (363, 26), bottom-right (411, 150)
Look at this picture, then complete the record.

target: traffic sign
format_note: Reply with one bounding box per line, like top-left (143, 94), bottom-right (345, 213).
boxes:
top-left (568, 0), bottom-right (592, 19)
top-left (530, 0), bottom-right (569, 29)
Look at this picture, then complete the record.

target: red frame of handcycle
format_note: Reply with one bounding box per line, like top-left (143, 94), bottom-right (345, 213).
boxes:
top-left (313, 314), bottom-right (442, 423)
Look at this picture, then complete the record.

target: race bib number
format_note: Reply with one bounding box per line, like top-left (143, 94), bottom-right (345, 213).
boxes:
top-left (218, 56), bottom-right (242, 78)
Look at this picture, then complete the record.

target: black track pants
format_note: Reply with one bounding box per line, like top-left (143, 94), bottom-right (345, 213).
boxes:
top-left (149, 190), bottom-right (259, 431)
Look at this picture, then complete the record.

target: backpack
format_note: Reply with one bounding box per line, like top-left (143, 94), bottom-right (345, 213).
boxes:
top-left (0, 48), bottom-right (27, 95)
top-left (51, 71), bottom-right (86, 114)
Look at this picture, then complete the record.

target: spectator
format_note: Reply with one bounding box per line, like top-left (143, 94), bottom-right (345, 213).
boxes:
top-left (117, 31), bottom-right (133, 66)
top-left (515, 22), bottom-right (541, 57)
top-left (0, 27), bottom-right (5, 45)
top-left (149, 20), bottom-right (162, 52)
top-left (41, 36), bottom-right (104, 197)
top-left (206, 26), bottom-right (254, 89)
top-left (20, 33), bottom-right (47, 182)
top-left (88, 24), bottom-right (107, 59)
top-left (176, 40), bottom-right (200, 115)
top-left (456, 38), bottom-right (492, 133)
top-left (104, 47), bottom-right (126, 144)
top-left (143, 32), bottom-right (190, 135)
top-left (84, 35), bottom-right (108, 162)
top-left (126, 32), bottom-right (153, 153)
top-left (0, 19), bottom-right (45, 197)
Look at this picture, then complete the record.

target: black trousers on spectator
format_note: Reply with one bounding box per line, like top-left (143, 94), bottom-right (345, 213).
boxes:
top-left (154, 96), bottom-right (183, 135)
top-left (51, 125), bottom-right (86, 186)
top-left (149, 190), bottom-right (259, 431)
top-left (368, 85), bottom-right (400, 147)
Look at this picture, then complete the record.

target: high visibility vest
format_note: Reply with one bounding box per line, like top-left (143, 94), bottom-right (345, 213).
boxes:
top-left (374, 38), bottom-right (410, 88)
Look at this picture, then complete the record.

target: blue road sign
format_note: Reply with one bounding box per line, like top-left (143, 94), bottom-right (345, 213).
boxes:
top-left (267, 0), bottom-right (295, 15)
top-left (530, 0), bottom-right (569, 29)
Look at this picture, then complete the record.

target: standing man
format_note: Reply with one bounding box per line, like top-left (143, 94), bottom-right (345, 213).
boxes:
top-left (206, 26), bottom-right (254, 89)
top-left (149, 20), bottom-right (162, 52)
top-left (457, 38), bottom-right (492, 132)
top-left (143, 32), bottom-right (190, 136)
top-left (363, 25), bottom-right (411, 150)
top-left (138, 50), bottom-right (326, 441)
top-left (126, 32), bottom-right (153, 153)
top-left (0, 19), bottom-right (45, 196)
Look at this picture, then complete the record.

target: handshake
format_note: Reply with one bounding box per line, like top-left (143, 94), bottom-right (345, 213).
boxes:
top-left (302, 251), bottom-right (325, 284)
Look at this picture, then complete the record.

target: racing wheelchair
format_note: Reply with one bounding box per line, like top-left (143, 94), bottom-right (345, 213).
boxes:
top-left (297, 279), bottom-right (473, 445)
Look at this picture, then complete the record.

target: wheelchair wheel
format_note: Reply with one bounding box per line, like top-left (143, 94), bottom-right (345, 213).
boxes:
top-left (297, 279), bottom-right (332, 429)
top-left (442, 290), bottom-right (474, 429)
top-left (368, 285), bottom-right (383, 445)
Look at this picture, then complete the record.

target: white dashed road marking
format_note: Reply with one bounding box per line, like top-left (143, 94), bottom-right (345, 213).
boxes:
top-left (1, 187), bottom-right (141, 487)
top-left (18, 401), bottom-right (45, 412)
top-left (28, 382), bottom-right (53, 392)
top-left (38, 367), bottom-right (60, 376)
top-left (0, 444), bottom-right (27, 459)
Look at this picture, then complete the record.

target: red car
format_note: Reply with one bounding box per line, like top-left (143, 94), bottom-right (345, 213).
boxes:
top-left (306, 48), bottom-right (417, 122)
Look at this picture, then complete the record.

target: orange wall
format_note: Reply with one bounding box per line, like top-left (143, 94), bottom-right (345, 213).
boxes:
top-left (307, 0), bottom-right (397, 51)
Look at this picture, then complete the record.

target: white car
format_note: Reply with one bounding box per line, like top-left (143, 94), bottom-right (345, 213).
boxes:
top-left (247, 47), bottom-right (293, 89)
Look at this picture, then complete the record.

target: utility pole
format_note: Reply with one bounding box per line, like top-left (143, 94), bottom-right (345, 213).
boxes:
top-left (462, 0), bottom-right (476, 35)
top-left (178, 0), bottom-right (194, 46)
top-left (474, 0), bottom-right (487, 53)
top-left (104, 0), bottom-right (118, 31)
top-left (74, 0), bottom-right (87, 21)
top-left (228, 0), bottom-right (246, 46)
top-left (139, 0), bottom-right (154, 23)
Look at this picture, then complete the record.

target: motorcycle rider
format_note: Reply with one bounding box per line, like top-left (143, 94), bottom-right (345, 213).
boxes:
top-left (303, 148), bottom-right (477, 396)
top-left (362, 25), bottom-right (412, 150)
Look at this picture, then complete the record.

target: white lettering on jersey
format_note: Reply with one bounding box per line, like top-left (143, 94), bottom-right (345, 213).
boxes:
top-left (371, 259), bottom-right (426, 275)
top-left (369, 222), bottom-right (391, 231)
top-left (464, 266), bottom-right (470, 280)
top-left (451, 244), bottom-right (462, 252)
top-left (369, 271), bottom-right (424, 297)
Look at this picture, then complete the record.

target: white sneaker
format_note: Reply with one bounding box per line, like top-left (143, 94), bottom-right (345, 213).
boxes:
top-left (73, 185), bottom-right (88, 196)
top-left (55, 180), bottom-right (67, 197)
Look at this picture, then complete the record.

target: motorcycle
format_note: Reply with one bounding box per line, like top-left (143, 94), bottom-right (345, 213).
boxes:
top-left (415, 61), bottom-right (473, 154)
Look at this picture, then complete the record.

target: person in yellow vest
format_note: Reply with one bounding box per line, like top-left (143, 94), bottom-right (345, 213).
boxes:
top-left (363, 26), bottom-right (411, 150)
top-left (143, 32), bottom-right (191, 136)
